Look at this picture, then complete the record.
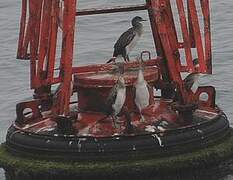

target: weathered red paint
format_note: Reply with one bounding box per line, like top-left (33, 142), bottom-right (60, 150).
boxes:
top-left (17, 0), bottom-right (27, 59)
top-left (75, 65), bottom-right (158, 113)
top-left (176, 0), bottom-right (194, 72)
top-left (16, 0), bottom-right (214, 125)
top-left (201, 0), bottom-right (212, 74)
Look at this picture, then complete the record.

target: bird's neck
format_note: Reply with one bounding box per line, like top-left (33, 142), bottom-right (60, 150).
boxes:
top-left (117, 78), bottom-right (126, 88)
top-left (137, 69), bottom-right (145, 84)
top-left (133, 23), bottom-right (143, 36)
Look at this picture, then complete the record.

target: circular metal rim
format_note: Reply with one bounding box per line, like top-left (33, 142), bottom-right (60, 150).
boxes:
top-left (1, 127), bottom-right (233, 179)
top-left (5, 115), bottom-right (230, 161)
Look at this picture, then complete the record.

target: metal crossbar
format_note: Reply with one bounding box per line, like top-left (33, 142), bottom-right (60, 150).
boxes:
top-left (76, 4), bottom-right (148, 16)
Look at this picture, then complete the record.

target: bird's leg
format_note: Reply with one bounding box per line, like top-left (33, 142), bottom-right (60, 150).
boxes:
top-left (123, 56), bottom-right (128, 62)
top-left (137, 105), bottom-right (145, 123)
top-left (122, 49), bottom-right (129, 62)
top-left (126, 55), bottom-right (130, 62)
top-left (124, 109), bottom-right (134, 134)
top-left (139, 111), bottom-right (145, 123)
top-left (111, 115), bottom-right (121, 129)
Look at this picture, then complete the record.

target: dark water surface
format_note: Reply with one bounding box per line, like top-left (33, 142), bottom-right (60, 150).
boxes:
top-left (0, 0), bottom-right (233, 179)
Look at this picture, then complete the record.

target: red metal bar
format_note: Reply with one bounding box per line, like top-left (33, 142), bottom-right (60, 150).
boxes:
top-left (176, 0), bottom-right (194, 72)
top-left (17, 0), bottom-right (27, 59)
top-left (37, 0), bottom-right (52, 86)
top-left (29, 0), bottom-right (43, 88)
top-left (146, 0), bottom-right (163, 56)
top-left (146, 0), bottom-right (173, 88)
top-left (188, 0), bottom-right (206, 72)
top-left (76, 4), bottom-right (147, 16)
top-left (187, 0), bottom-right (196, 48)
top-left (21, 21), bottom-right (30, 59)
top-left (72, 58), bottom-right (161, 74)
top-left (162, 1), bottom-right (182, 72)
top-left (34, 0), bottom-right (43, 59)
top-left (17, 0), bottom-right (31, 60)
top-left (152, 0), bottom-right (182, 83)
top-left (47, 0), bottom-right (59, 84)
top-left (201, 0), bottom-right (212, 74)
top-left (166, 0), bottom-right (179, 48)
top-left (58, 0), bottom-right (77, 115)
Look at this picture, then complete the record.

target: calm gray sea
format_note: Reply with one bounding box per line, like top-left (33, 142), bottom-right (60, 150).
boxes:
top-left (0, 0), bottom-right (233, 179)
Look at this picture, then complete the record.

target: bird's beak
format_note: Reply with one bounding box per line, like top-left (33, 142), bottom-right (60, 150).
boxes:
top-left (141, 19), bottom-right (147, 22)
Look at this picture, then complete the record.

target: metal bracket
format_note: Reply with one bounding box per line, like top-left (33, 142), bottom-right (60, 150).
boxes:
top-left (16, 100), bottom-right (42, 124)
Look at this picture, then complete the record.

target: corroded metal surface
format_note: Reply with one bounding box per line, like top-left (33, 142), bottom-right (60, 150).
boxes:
top-left (14, 97), bottom-right (224, 137)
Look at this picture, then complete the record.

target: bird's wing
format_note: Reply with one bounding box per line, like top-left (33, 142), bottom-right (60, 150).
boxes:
top-left (105, 85), bottom-right (118, 113)
top-left (114, 28), bottom-right (136, 50)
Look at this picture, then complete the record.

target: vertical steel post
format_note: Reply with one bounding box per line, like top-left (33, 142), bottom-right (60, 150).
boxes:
top-left (17, 0), bottom-right (27, 59)
top-left (57, 0), bottom-right (77, 115)
top-left (188, 0), bottom-right (206, 72)
top-left (146, 0), bottom-right (176, 99)
top-left (201, 0), bottom-right (212, 74)
top-left (176, 0), bottom-right (194, 72)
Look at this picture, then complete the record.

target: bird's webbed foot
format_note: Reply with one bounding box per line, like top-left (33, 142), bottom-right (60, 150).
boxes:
top-left (126, 55), bottom-right (130, 62)
top-left (111, 115), bottom-right (121, 129)
top-left (123, 55), bottom-right (130, 62)
top-left (139, 113), bottom-right (145, 123)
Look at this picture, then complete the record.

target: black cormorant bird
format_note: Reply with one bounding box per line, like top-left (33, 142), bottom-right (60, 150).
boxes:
top-left (107, 16), bottom-right (146, 63)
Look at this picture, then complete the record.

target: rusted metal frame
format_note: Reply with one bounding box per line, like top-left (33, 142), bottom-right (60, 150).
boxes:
top-left (162, 2), bottom-right (182, 72)
top-left (166, 0), bottom-right (179, 48)
top-left (16, 100), bottom-right (42, 124)
top-left (17, 0), bottom-right (27, 59)
top-left (146, 1), bottom-right (171, 79)
top-left (21, 19), bottom-right (31, 59)
top-left (47, 0), bottom-right (59, 84)
top-left (153, 1), bottom-right (182, 83)
top-left (18, 0), bottom-right (33, 60)
top-left (187, 0), bottom-right (196, 48)
top-left (179, 65), bottom-right (190, 72)
top-left (35, 77), bottom-right (62, 88)
top-left (28, 0), bottom-right (43, 88)
top-left (152, 0), bottom-right (190, 102)
top-left (176, 0), bottom-right (194, 72)
top-left (158, 33), bottom-right (183, 84)
top-left (194, 86), bottom-right (216, 108)
top-left (146, 0), bottom-right (164, 57)
top-left (34, 0), bottom-right (43, 60)
top-left (160, 33), bottom-right (187, 102)
top-left (72, 58), bottom-right (160, 74)
top-left (188, 0), bottom-right (206, 72)
top-left (200, 0), bottom-right (212, 74)
top-left (58, 0), bottom-right (77, 115)
top-left (30, 0), bottom-right (43, 60)
top-left (146, 0), bottom-right (177, 99)
top-left (37, 0), bottom-right (52, 87)
top-left (76, 4), bottom-right (147, 16)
